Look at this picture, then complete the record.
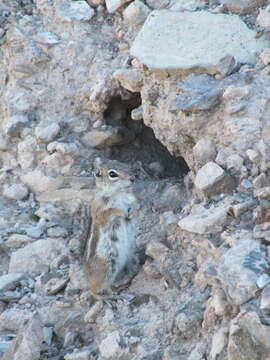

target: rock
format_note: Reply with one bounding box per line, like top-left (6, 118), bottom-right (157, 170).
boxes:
top-left (218, 239), bottom-right (268, 305)
top-left (99, 331), bottom-right (121, 359)
top-left (194, 162), bottom-right (234, 197)
top-left (255, 186), bottom-right (270, 200)
top-left (17, 136), bottom-right (37, 170)
top-left (216, 55), bottom-right (237, 78)
top-left (4, 114), bottom-right (29, 137)
top-left (257, 7), bottom-right (270, 28)
top-left (178, 205), bottom-right (228, 234)
top-left (9, 238), bottom-right (66, 274)
top-left (259, 48), bottom-right (270, 66)
top-left (231, 200), bottom-right (256, 219)
top-left (131, 105), bottom-right (143, 120)
top-left (3, 184), bottom-right (29, 200)
top-left (0, 273), bottom-right (26, 292)
top-left (25, 225), bottom-right (44, 238)
top-left (56, 0), bottom-right (95, 22)
top-left (145, 0), bottom-right (170, 8)
top-left (35, 123), bottom-right (60, 143)
top-left (221, 0), bottom-right (266, 14)
top-left (123, 0), bottom-right (151, 26)
top-left (226, 154), bottom-right (244, 174)
top-left (33, 31), bottom-right (60, 45)
top-left (0, 309), bottom-right (31, 331)
top-left (0, 135), bottom-right (9, 151)
top-left (256, 273), bottom-right (270, 289)
top-left (84, 302), bottom-right (103, 323)
top-left (130, 10), bottom-right (266, 72)
top-left (193, 138), bottom-right (216, 168)
top-left (210, 327), bottom-right (228, 360)
top-left (64, 349), bottom-right (95, 360)
top-left (261, 284), bottom-right (270, 312)
top-left (47, 226), bottom-right (68, 238)
top-left (170, 74), bottom-right (223, 113)
top-left (174, 310), bottom-right (203, 338)
top-left (6, 234), bottom-right (34, 248)
top-left (113, 68), bottom-right (143, 92)
top-left (82, 126), bottom-right (135, 148)
top-left (253, 173), bottom-right (269, 189)
top-left (21, 169), bottom-right (62, 193)
top-left (2, 313), bottom-right (44, 360)
top-left (228, 311), bottom-right (270, 359)
top-left (246, 149), bottom-right (260, 163)
top-left (105, 0), bottom-right (130, 13)
top-left (253, 222), bottom-right (270, 242)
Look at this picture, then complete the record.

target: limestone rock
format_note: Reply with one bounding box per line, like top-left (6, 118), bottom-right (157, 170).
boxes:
top-left (131, 105), bottom-right (143, 120)
top-left (56, 0), bottom-right (95, 22)
top-left (35, 123), bottom-right (60, 143)
top-left (21, 169), bottom-right (62, 193)
top-left (3, 183), bottom-right (29, 200)
top-left (105, 0), bottom-right (130, 13)
top-left (210, 327), bottom-right (228, 360)
top-left (123, 0), bottom-right (151, 26)
top-left (194, 162), bottom-right (234, 197)
top-left (0, 273), bottom-right (26, 292)
top-left (130, 10), bottom-right (266, 72)
top-left (99, 331), bottom-right (121, 359)
top-left (33, 31), bottom-right (60, 45)
top-left (113, 68), bottom-right (143, 92)
top-left (4, 114), bottom-right (29, 137)
top-left (9, 238), bottom-right (66, 273)
top-left (0, 309), bottom-right (32, 332)
top-left (2, 313), bottom-right (44, 360)
top-left (228, 311), bottom-right (270, 360)
top-left (82, 126), bottom-right (135, 148)
top-left (193, 138), bottom-right (216, 168)
top-left (257, 7), bottom-right (270, 28)
top-left (218, 239), bottom-right (268, 305)
top-left (178, 205), bottom-right (228, 234)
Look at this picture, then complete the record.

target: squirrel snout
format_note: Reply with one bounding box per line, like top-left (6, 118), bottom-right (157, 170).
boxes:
top-left (130, 176), bottom-right (135, 183)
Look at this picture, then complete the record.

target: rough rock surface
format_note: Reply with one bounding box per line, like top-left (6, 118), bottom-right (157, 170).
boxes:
top-left (131, 10), bottom-right (266, 72)
top-left (0, 0), bottom-right (270, 359)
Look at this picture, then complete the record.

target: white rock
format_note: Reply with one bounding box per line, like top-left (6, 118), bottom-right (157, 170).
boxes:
top-left (3, 183), bottom-right (29, 200)
top-left (123, 0), bottom-right (151, 26)
top-left (99, 331), bottom-right (120, 359)
top-left (193, 138), bottom-right (216, 167)
top-left (257, 7), bottom-right (270, 28)
top-left (259, 48), bottom-right (270, 65)
top-left (17, 136), bottom-right (37, 170)
top-left (9, 238), bottom-right (66, 273)
top-left (0, 273), bottom-right (26, 292)
top-left (131, 105), bottom-right (143, 120)
top-left (194, 162), bottom-right (227, 195)
top-left (130, 10), bottom-right (266, 72)
top-left (210, 327), bottom-right (228, 360)
top-left (56, 0), bottom-right (95, 22)
top-left (35, 123), bottom-right (60, 143)
top-left (246, 149), bottom-right (260, 162)
top-left (21, 169), bottom-right (62, 193)
top-left (64, 350), bottom-right (94, 360)
top-left (0, 309), bottom-right (31, 331)
top-left (4, 114), bottom-right (29, 137)
top-left (178, 205), bottom-right (228, 234)
top-left (34, 32), bottom-right (60, 45)
top-left (105, 0), bottom-right (130, 13)
top-left (113, 68), bottom-right (143, 92)
top-left (218, 239), bottom-right (267, 305)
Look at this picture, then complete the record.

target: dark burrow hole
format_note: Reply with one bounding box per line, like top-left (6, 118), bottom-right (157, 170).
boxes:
top-left (104, 94), bottom-right (189, 179)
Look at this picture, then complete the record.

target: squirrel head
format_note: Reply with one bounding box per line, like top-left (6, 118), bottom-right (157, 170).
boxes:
top-left (93, 158), bottom-right (135, 191)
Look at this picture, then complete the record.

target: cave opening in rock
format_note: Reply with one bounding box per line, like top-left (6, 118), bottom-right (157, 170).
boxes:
top-left (103, 94), bottom-right (189, 179)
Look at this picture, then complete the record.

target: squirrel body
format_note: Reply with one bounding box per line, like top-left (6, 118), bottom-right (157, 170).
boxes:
top-left (84, 160), bottom-right (140, 298)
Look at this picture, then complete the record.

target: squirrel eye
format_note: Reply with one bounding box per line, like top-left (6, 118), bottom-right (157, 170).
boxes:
top-left (108, 170), bottom-right (119, 179)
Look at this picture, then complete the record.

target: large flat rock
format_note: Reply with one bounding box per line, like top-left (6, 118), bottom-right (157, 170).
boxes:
top-left (130, 10), bottom-right (266, 72)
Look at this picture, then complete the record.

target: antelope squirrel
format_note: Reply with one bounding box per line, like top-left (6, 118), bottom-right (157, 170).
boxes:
top-left (84, 159), bottom-right (142, 299)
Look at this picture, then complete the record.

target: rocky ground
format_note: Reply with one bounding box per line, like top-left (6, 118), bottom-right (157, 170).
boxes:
top-left (1, 0), bottom-right (270, 359)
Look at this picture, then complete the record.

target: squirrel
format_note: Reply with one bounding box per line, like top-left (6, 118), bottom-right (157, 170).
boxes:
top-left (84, 159), bottom-right (143, 299)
